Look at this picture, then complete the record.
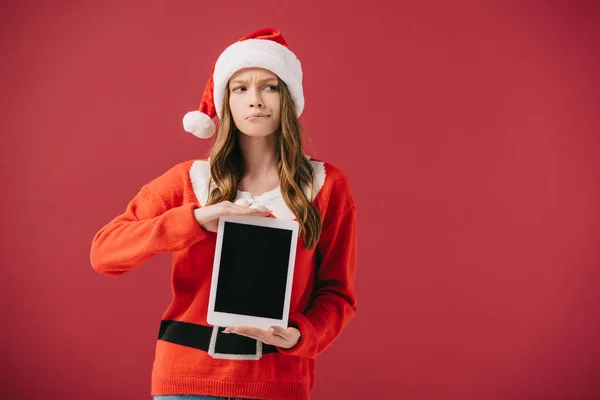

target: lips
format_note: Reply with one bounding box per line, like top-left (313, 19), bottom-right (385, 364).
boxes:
top-left (246, 113), bottom-right (269, 119)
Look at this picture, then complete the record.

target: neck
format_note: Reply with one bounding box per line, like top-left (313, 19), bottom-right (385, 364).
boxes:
top-left (238, 132), bottom-right (278, 179)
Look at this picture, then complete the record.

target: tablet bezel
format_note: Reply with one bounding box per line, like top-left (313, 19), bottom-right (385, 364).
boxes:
top-left (207, 215), bottom-right (299, 331)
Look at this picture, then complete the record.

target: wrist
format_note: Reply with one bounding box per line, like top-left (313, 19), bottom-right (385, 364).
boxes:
top-left (290, 327), bottom-right (301, 348)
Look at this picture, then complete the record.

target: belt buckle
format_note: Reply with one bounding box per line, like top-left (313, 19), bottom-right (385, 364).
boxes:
top-left (207, 326), bottom-right (263, 360)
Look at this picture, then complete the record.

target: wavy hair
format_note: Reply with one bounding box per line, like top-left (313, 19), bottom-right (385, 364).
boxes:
top-left (205, 77), bottom-right (322, 249)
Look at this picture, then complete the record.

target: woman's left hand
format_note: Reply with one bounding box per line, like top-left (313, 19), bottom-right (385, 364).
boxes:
top-left (223, 325), bottom-right (301, 349)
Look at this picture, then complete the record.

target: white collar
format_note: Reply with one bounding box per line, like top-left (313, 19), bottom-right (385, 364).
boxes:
top-left (189, 156), bottom-right (325, 220)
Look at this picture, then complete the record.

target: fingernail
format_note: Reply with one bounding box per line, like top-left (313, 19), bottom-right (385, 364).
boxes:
top-left (267, 327), bottom-right (275, 333)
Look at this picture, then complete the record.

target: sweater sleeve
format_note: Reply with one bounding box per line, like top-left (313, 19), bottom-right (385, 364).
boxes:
top-left (90, 178), bottom-right (208, 277)
top-left (277, 173), bottom-right (358, 359)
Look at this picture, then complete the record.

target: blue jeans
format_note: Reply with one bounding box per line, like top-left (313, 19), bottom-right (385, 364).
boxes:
top-left (153, 396), bottom-right (256, 400)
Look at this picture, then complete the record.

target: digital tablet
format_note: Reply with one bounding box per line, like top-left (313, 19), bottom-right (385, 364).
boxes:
top-left (206, 215), bottom-right (299, 331)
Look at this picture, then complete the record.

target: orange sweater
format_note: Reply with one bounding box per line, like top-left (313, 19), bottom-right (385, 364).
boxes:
top-left (90, 158), bottom-right (357, 400)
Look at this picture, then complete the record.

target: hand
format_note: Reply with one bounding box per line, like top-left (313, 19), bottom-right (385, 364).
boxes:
top-left (223, 325), bottom-right (301, 349)
top-left (193, 201), bottom-right (271, 232)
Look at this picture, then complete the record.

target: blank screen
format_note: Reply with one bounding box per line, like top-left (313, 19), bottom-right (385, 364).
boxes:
top-left (214, 221), bottom-right (292, 319)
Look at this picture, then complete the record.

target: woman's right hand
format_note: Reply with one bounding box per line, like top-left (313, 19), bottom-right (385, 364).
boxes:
top-left (193, 201), bottom-right (271, 232)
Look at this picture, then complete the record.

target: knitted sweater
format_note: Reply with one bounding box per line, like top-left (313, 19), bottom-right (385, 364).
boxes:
top-left (90, 157), bottom-right (357, 400)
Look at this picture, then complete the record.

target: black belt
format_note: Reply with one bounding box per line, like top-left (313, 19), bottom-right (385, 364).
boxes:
top-left (158, 320), bottom-right (278, 360)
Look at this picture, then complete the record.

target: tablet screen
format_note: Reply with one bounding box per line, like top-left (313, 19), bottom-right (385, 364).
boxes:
top-left (214, 221), bottom-right (293, 319)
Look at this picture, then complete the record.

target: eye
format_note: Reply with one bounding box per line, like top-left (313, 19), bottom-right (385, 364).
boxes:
top-left (232, 86), bottom-right (246, 93)
top-left (265, 85), bottom-right (279, 91)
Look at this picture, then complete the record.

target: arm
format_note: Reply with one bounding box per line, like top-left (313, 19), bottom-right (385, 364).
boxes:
top-left (90, 184), bottom-right (207, 277)
top-left (277, 176), bottom-right (358, 358)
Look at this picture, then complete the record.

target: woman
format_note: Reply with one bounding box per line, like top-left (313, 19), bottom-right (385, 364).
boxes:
top-left (90, 28), bottom-right (357, 400)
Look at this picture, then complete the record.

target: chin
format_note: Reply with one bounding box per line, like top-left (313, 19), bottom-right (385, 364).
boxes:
top-left (238, 127), bottom-right (278, 138)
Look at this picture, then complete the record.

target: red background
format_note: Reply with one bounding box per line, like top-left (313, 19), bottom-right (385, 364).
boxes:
top-left (1, 0), bottom-right (599, 399)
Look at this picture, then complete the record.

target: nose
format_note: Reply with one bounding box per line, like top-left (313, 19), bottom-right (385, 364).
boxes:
top-left (249, 87), bottom-right (263, 108)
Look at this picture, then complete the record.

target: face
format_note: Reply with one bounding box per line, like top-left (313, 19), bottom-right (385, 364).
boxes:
top-left (228, 68), bottom-right (281, 138)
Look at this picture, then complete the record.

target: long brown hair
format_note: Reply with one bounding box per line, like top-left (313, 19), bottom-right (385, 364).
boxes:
top-left (206, 77), bottom-right (322, 249)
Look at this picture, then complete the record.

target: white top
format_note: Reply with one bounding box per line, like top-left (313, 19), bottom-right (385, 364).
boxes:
top-left (234, 186), bottom-right (297, 219)
top-left (189, 156), bottom-right (326, 220)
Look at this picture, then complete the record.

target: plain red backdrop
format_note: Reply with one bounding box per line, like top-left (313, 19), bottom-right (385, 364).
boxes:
top-left (1, 0), bottom-right (599, 399)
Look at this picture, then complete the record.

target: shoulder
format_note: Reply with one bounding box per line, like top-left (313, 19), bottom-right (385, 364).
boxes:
top-left (179, 156), bottom-right (354, 209)
top-left (188, 157), bottom-right (210, 179)
top-left (144, 159), bottom-right (197, 192)
top-left (141, 159), bottom-right (202, 206)
top-left (187, 158), bottom-right (213, 206)
top-left (312, 158), bottom-right (349, 185)
top-left (308, 156), bottom-right (355, 212)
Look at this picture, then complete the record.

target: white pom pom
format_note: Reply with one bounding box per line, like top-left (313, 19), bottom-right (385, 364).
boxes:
top-left (182, 110), bottom-right (216, 138)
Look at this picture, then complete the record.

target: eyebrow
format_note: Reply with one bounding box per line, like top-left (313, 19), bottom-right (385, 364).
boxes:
top-left (229, 77), bottom-right (279, 85)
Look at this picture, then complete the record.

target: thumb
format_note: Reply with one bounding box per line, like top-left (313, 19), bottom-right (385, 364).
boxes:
top-left (269, 325), bottom-right (289, 338)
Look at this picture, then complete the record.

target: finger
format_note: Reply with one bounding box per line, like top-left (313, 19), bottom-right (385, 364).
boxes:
top-left (229, 204), bottom-right (269, 215)
top-left (244, 204), bottom-right (271, 212)
top-left (217, 203), bottom-right (271, 218)
top-left (232, 329), bottom-right (291, 347)
top-left (229, 327), bottom-right (265, 342)
top-left (233, 326), bottom-right (277, 343)
top-left (250, 208), bottom-right (272, 215)
top-left (232, 331), bottom-right (262, 341)
top-left (233, 326), bottom-right (266, 337)
top-left (232, 206), bottom-right (271, 216)
top-left (269, 325), bottom-right (289, 339)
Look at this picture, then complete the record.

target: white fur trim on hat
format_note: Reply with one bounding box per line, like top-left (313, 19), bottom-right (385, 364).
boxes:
top-left (212, 39), bottom-right (304, 119)
top-left (182, 110), bottom-right (216, 138)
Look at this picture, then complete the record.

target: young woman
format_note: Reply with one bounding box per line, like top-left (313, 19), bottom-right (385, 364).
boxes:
top-left (90, 28), bottom-right (357, 400)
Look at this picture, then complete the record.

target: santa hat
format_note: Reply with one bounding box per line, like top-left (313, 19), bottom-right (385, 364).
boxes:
top-left (182, 28), bottom-right (304, 139)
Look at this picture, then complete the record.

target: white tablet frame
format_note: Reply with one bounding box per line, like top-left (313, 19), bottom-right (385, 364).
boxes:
top-left (207, 215), bottom-right (299, 331)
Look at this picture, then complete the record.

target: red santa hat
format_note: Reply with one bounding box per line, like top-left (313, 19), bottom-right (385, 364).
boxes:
top-left (182, 28), bottom-right (305, 139)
